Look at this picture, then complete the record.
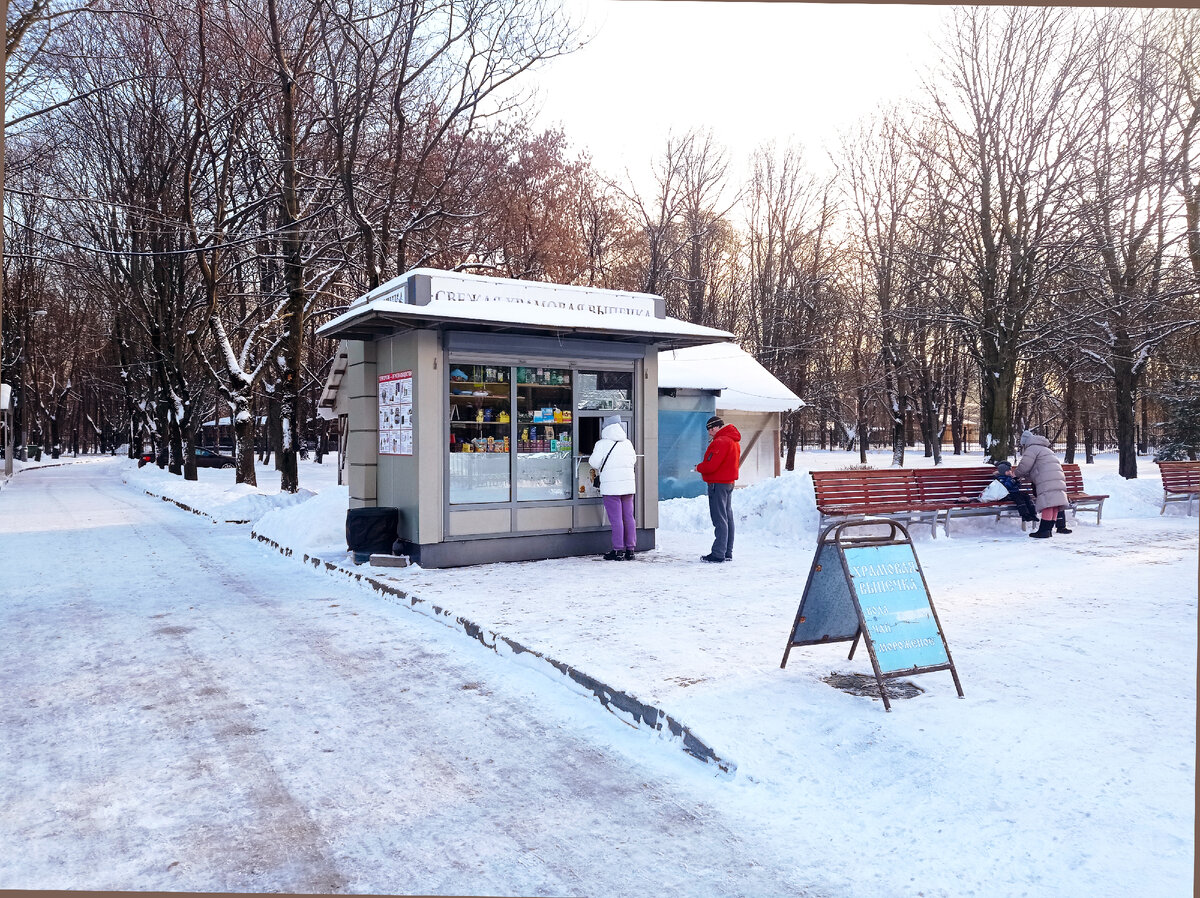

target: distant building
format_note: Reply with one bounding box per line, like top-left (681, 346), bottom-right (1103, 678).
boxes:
top-left (657, 343), bottom-right (804, 499)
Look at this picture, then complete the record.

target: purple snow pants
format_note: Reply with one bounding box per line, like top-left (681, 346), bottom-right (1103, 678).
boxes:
top-left (602, 494), bottom-right (637, 551)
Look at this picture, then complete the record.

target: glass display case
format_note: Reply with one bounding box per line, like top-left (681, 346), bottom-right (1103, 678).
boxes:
top-left (446, 363), bottom-right (630, 506)
top-left (515, 366), bottom-right (573, 501)
top-left (448, 364), bottom-right (511, 504)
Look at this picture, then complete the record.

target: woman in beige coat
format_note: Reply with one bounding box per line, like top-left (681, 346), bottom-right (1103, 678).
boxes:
top-left (1013, 430), bottom-right (1072, 539)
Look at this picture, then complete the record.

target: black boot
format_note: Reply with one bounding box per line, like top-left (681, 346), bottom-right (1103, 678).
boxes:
top-left (624, 549), bottom-right (635, 560)
top-left (1055, 511), bottom-right (1072, 534)
top-left (1029, 519), bottom-right (1054, 539)
top-left (603, 549), bottom-right (624, 560)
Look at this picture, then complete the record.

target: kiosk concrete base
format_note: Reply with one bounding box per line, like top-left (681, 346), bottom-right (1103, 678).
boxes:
top-left (404, 528), bottom-right (656, 568)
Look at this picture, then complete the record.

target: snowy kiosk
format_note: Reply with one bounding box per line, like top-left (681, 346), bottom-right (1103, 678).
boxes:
top-left (317, 269), bottom-right (732, 568)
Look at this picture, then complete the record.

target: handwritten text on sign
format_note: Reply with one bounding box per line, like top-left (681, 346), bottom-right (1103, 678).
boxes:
top-left (842, 544), bottom-right (949, 673)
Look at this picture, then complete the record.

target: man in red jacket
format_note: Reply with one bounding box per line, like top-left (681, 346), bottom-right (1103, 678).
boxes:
top-left (695, 415), bottom-right (741, 563)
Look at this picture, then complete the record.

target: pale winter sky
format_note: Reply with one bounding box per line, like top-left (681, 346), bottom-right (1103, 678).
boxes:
top-left (528, 0), bottom-right (952, 186)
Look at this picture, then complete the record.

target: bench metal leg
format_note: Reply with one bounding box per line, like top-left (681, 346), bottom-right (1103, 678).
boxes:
top-left (1161, 493), bottom-right (1198, 516)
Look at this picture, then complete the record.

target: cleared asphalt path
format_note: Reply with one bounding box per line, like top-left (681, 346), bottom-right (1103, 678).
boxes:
top-left (0, 461), bottom-right (809, 896)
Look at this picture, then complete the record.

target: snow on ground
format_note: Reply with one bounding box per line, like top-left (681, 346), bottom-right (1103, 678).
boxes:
top-left (4, 448), bottom-right (1195, 897)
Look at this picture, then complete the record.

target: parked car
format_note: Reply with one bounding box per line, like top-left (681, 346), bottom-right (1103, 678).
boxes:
top-left (138, 448), bottom-right (235, 468)
top-left (194, 447), bottom-right (236, 469)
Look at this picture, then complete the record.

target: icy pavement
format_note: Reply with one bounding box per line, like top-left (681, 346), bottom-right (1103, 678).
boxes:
top-left (0, 461), bottom-right (815, 895)
top-left (2, 452), bottom-right (1195, 897)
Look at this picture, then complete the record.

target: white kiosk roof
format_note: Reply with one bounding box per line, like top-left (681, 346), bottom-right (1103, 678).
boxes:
top-left (318, 269), bottom-right (733, 347)
top-left (658, 342), bottom-right (804, 413)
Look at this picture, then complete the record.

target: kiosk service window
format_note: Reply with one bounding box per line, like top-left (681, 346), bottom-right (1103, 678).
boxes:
top-left (447, 364), bottom-right (633, 506)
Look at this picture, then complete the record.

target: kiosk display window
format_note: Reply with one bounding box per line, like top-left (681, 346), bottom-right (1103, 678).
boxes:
top-left (448, 365), bottom-right (511, 504)
top-left (446, 362), bottom-right (631, 506)
top-left (577, 371), bottom-right (632, 411)
top-left (515, 367), bottom-right (572, 501)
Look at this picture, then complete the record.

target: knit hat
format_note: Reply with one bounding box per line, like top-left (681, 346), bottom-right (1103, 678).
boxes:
top-left (1019, 430), bottom-right (1036, 448)
top-left (994, 461), bottom-right (1012, 473)
top-left (601, 415), bottom-right (623, 431)
top-left (706, 415), bottom-right (724, 430)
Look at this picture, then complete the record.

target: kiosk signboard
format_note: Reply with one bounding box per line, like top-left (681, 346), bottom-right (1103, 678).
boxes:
top-left (781, 519), bottom-right (963, 711)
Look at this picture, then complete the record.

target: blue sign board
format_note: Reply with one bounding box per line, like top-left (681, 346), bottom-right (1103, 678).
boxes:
top-left (842, 543), bottom-right (949, 674)
top-left (781, 519), bottom-right (963, 711)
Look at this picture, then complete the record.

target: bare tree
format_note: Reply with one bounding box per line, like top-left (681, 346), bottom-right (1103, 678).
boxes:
top-left (843, 109), bottom-right (923, 467)
top-left (1, 0), bottom-right (100, 473)
top-left (315, 0), bottom-right (582, 292)
top-left (743, 140), bottom-right (840, 469)
top-left (676, 129), bottom-right (733, 325)
top-left (919, 7), bottom-right (1093, 461)
top-left (1065, 10), bottom-right (1199, 478)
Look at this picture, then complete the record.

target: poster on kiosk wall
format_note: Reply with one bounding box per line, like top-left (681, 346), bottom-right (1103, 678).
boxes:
top-left (378, 371), bottom-right (413, 456)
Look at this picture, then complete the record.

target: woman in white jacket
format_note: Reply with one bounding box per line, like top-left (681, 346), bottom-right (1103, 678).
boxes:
top-left (588, 416), bottom-right (638, 560)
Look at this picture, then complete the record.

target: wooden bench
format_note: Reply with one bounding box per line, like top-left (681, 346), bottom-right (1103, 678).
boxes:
top-left (1062, 463), bottom-right (1108, 525)
top-left (811, 463), bottom-right (1109, 538)
top-left (1156, 460), bottom-right (1200, 516)
top-left (913, 466), bottom-right (1031, 536)
top-left (810, 468), bottom-right (943, 537)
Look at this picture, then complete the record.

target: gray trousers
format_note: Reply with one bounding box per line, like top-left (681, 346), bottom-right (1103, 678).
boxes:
top-left (707, 482), bottom-right (735, 559)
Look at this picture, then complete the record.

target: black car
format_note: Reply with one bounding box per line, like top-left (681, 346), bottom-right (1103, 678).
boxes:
top-left (194, 447), bottom-right (236, 469)
top-left (139, 448), bottom-right (235, 468)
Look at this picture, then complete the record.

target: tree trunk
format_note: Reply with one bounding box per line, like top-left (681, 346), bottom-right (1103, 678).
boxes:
top-left (856, 388), bottom-right (868, 465)
top-left (980, 354), bottom-right (1017, 462)
top-left (1063, 374), bottom-right (1077, 464)
top-left (1113, 355), bottom-right (1139, 479)
top-left (233, 401), bottom-right (257, 487)
top-left (1138, 396), bottom-right (1148, 456)
top-left (268, 0), bottom-right (304, 494)
top-left (168, 408), bottom-right (184, 477)
top-left (182, 423), bottom-right (198, 482)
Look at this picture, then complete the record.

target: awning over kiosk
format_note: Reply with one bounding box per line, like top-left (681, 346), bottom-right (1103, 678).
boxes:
top-left (317, 269), bottom-right (732, 347)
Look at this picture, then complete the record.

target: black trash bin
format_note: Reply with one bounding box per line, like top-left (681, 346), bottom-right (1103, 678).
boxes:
top-left (346, 507), bottom-right (400, 564)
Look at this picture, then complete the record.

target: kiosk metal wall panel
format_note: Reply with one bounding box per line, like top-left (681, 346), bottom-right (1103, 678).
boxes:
top-left (639, 349), bottom-right (659, 529)
top-left (447, 508), bottom-right (512, 536)
top-left (516, 505), bottom-right (574, 532)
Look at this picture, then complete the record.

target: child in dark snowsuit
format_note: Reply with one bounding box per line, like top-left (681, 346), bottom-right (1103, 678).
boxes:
top-left (993, 462), bottom-right (1038, 523)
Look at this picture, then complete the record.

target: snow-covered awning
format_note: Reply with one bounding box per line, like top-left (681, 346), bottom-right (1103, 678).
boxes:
top-left (658, 343), bottom-right (804, 413)
top-left (317, 269), bottom-right (732, 348)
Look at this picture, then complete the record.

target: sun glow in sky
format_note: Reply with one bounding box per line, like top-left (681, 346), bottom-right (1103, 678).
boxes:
top-left (528, 0), bottom-right (952, 187)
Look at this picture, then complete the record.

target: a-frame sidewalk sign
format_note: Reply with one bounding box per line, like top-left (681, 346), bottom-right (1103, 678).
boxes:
top-left (780, 518), bottom-right (964, 711)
